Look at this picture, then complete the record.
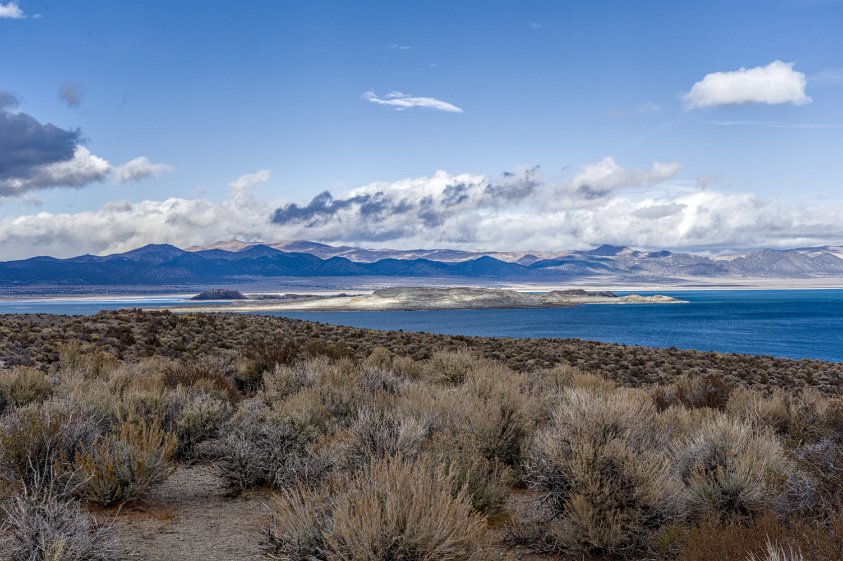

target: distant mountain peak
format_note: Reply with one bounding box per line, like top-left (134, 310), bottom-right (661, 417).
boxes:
top-left (583, 244), bottom-right (633, 256)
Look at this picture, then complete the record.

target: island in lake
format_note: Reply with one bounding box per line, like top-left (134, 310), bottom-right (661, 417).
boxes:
top-left (173, 286), bottom-right (686, 312)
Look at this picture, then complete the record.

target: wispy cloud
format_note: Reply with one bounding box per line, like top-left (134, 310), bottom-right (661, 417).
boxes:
top-left (606, 102), bottom-right (661, 118)
top-left (528, 21), bottom-right (543, 29)
top-left (808, 67), bottom-right (843, 87)
top-left (0, 2), bottom-right (24, 19)
top-left (389, 44), bottom-right (412, 50)
top-left (706, 120), bottom-right (842, 129)
top-left (683, 60), bottom-right (811, 109)
top-left (362, 91), bottom-right (463, 113)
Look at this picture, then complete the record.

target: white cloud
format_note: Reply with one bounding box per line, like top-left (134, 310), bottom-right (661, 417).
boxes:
top-left (114, 157), bottom-right (173, 183)
top-left (2, 159), bottom-right (843, 260)
top-left (0, 2), bottom-right (24, 18)
top-left (556, 157), bottom-right (681, 205)
top-left (0, 147), bottom-right (172, 196)
top-left (362, 91), bottom-right (463, 113)
top-left (229, 169), bottom-right (270, 193)
top-left (683, 60), bottom-right (811, 109)
top-left (0, 147), bottom-right (110, 195)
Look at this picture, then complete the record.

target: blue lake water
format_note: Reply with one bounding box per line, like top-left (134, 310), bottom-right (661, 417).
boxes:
top-left (0, 290), bottom-right (841, 362)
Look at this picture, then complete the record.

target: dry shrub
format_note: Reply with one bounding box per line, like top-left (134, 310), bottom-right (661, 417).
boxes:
top-left (659, 510), bottom-right (843, 561)
top-left (566, 371), bottom-right (617, 394)
top-left (264, 484), bottom-right (329, 560)
top-left (422, 350), bottom-right (479, 385)
top-left (727, 387), bottom-right (828, 443)
top-left (57, 342), bottom-right (116, 379)
top-left (434, 444), bottom-right (510, 515)
top-left (112, 369), bottom-right (184, 432)
top-left (242, 339), bottom-right (300, 379)
top-left (197, 402), bottom-right (316, 490)
top-left (265, 455), bottom-right (487, 561)
top-left (0, 483), bottom-right (116, 561)
top-left (345, 405), bottom-right (430, 467)
top-left (675, 414), bottom-right (795, 521)
top-left (364, 346), bottom-right (392, 370)
top-left (274, 364), bottom-right (366, 434)
top-left (172, 387), bottom-right (232, 459)
top-left (525, 387), bottom-right (682, 555)
top-left (462, 364), bottom-right (534, 470)
top-left (161, 354), bottom-right (240, 401)
top-left (260, 359), bottom-right (321, 403)
top-left (747, 540), bottom-right (805, 561)
top-left (0, 367), bottom-right (53, 409)
top-left (652, 373), bottom-right (732, 411)
top-left (794, 437), bottom-right (843, 508)
top-left (359, 364), bottom-right (406, 396)
top-left (391, 355), bottom-right (422, 380)
top-left (72, 422), bottom-right (176, 505)
top-left (0, 401), bottom-right (103, 490)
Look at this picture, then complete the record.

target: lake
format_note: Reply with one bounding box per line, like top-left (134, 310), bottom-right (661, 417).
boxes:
top-left (0, 290), bottom-right (841, 362)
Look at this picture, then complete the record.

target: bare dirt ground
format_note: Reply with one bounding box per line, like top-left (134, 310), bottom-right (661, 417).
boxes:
top-left (106, 465), bottom-right (271, 561)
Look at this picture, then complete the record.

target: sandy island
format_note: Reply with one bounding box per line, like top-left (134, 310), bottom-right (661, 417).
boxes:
top-left (168, 286), bottom-right (686, 313)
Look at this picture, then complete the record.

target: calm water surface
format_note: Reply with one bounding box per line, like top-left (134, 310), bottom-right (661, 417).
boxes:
top-left (267, 290), bottom-right (843, 362)
top-left (0, 290), bottom-right (841, 362)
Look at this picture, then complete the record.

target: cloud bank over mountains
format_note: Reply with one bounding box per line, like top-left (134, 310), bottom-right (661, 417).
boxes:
top-left (0, 91), bottom-right (170, 197)
top-left (1, 159), bottom-right (842, 260)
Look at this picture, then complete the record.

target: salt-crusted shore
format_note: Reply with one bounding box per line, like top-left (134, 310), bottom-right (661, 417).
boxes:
top-left (168, 286), bottom-right (687, 313)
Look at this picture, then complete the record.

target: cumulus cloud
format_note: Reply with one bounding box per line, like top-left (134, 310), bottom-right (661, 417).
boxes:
top-left (0, 95), bottom-right (170, 196)
top-left (683, 60), bottom-right (811, 109)
top-left (0, 93), bottom-right (80, 184)
top-left (2, 159), bottom-right (843, 260)
top-left (271, 167), bottom-right (540, 237)
top-left (0, 2), bottom-right (24, 18)
top-left (114, 157), bottom-right (173, 183)
top-left (362, 91), bottom-right (463, 113)
top-left (571, 157), bottom-right (679, 195)
top-left (58, 82), bottom-right (85, 108)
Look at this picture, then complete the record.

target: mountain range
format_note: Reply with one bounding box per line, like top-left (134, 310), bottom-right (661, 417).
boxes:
top-left (2, 241), bottom-right (843, 287)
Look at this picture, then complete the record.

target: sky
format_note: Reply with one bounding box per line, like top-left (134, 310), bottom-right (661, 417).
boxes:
top-left (0, 0), bottom-right (842, 259)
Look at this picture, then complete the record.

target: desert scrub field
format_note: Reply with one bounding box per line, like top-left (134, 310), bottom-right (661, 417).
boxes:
top-left (0, 310), bottom-right (841, 394)
top-left (0, 322), bottom-right (842, 560)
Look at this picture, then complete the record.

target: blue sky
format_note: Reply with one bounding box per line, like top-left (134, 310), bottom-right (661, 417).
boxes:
top-left (0, 0), bottom-right (842, 258)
